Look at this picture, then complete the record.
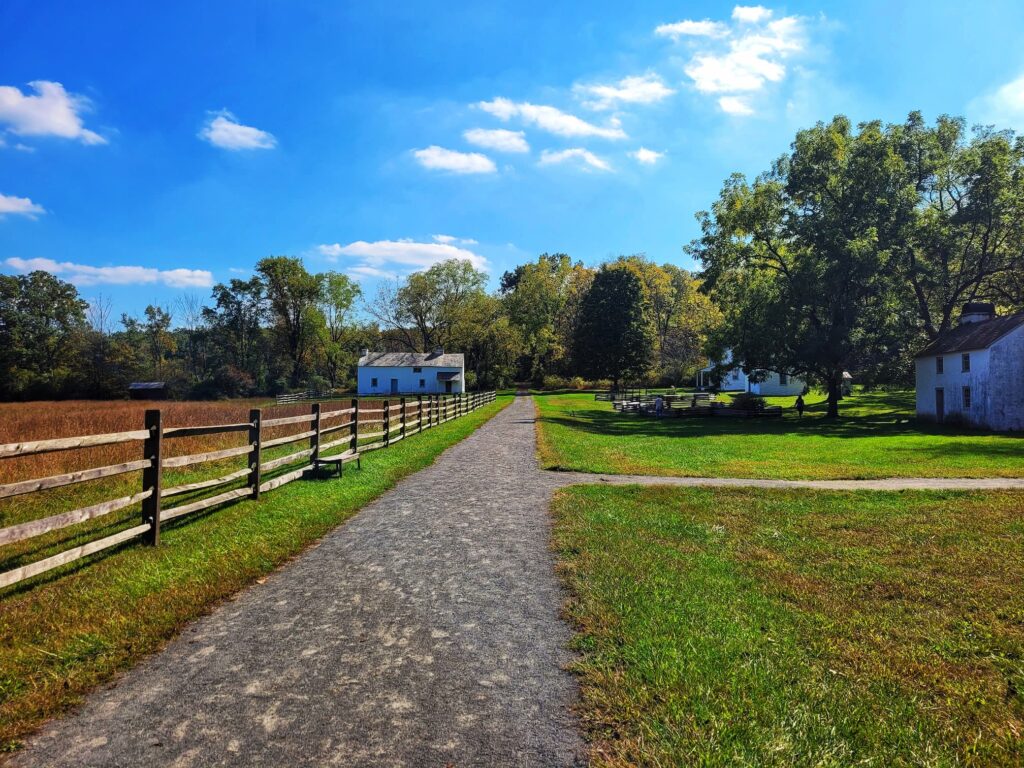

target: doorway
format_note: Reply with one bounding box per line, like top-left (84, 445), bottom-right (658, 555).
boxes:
top-left (935, 388), bottom-right (944, 423)
top-left (391, 378), bottom-right (399, 395)
top-left (445, 381), bottom-right (453, 394)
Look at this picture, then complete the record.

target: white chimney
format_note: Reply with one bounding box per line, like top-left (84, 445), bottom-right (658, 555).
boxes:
top-left (960, 303), bottom-right (996, 325)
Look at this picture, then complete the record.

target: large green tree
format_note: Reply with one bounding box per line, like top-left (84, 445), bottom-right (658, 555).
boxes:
top-left (574, 265), bottom-right (654, 389)
top-left (692, 116), bottom-right (917, 416)
top-left (898, 112), bottom-right (1024, 337)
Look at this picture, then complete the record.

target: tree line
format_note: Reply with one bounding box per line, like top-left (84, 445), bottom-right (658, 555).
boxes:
top-left (2, 112), bottom-right (1022, 409)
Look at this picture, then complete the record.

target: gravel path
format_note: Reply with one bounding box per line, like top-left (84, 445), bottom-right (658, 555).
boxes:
top-left (547, 472), bottom-right (1024, 491)
top-left (13, 395), bottom-right (585, 768)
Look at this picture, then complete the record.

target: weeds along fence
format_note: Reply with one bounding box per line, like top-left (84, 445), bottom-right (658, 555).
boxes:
top-left (0, 391), bottom-right (496, 590)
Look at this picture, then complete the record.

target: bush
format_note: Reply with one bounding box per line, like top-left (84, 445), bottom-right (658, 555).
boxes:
top-left (730, 392), bottom-right (767, 411)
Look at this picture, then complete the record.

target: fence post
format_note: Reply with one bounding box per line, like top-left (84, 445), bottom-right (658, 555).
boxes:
top-left (249, 408), bottom-right (262, 500)
top-left (400, 397), bottom-right (406, 440)
top-left (417, 395), bottom-right (423, 432)
top-left (351, 398), bottom-right (359, 454)
top-left (383, 399), bottom-right (390, 446)
top-left (142, 409), bottom-right (163, 546)
top-left (311, 402), bottom-right (321, 467)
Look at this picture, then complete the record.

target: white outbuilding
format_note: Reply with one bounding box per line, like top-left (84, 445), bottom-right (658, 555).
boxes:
top-left (914, 303), bottom-right (1024, 431)
top-left (357, 349), bottom-right (465, 396)
top-left (697, 351), bottom-right (806, 396)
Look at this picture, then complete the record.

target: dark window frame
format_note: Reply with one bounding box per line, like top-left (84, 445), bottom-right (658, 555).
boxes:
top-left (936, 356), bottom-right (943, 374)
top-left (371, 377), bottom-right (378, 387)
top-left (962, 386), bottom-right (971, 409)
top-left (961, 353), bottom-right (970, 372)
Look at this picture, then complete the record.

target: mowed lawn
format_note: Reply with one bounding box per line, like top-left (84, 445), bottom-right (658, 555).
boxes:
top-left (0, 396), bottom-right (510, 753)
top-left (535, 391), bottom-right (1024, 480)
top-left (553, 485), bottom-right (1024, 767)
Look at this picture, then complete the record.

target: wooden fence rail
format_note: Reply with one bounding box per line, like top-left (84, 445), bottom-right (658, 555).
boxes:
top-left (0, 391), bottom-right (497, 590)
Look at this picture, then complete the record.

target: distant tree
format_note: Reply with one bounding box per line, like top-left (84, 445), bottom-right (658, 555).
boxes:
top-left (692, 116), bottom-right (917, 416)
top-left (574, 265), bottom-right (654, 389)
top-left (316, 271), bottom-right (362, 389)
top-left (256, 256), bottom-right (323, 387)
top-left (503, 253), bottom-right (592, 384)
top-left (202, 277), bottom-right (268, 389)
top-left (369, 259), bottom-right (488, 352)
top-left (0, 271), bottom-right (88, 398)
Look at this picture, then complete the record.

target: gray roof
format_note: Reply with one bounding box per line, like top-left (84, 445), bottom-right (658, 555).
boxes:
top-left (358, 351), bottom-right (465, 368)
top-left (128, 381), bottom-right (166, 389)
top-left (915, 313), bottom-right (1024, 357)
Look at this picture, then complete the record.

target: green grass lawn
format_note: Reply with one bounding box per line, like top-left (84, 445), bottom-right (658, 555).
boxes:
top-left (0, 396), bottom-right (510, 754)
top-left (535, 390), bottom-right (1024, 480)
top-left (552, 485), bottom-right (1024, 767)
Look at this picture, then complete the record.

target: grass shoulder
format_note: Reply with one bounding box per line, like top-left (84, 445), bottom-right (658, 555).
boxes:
top-left (552, 484), bottom-right (1024, 766)
top-left (0, 396), bottom-right (511, 754)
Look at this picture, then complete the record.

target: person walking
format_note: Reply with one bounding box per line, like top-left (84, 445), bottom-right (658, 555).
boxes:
top-left (795, 394), bottom-right (805, 418)
top-left (654, 394), bottom-right (664, 418)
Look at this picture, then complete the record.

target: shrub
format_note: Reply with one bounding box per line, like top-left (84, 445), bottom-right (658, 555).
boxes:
top-left (730, 392), bottom-right (767, 411)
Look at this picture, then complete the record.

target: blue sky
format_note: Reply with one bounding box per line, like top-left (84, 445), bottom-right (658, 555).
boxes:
top-left (3, 0), bottom-right (1024, 319)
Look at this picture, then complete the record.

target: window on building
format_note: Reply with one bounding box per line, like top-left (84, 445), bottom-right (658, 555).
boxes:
top-left (961, 353), bottom-right (970, 372)
top-left (413, 367), bottom-right (422, 373)
top-left (419, 379), bottom-right (425, 388)
top-left (731, 370), bottom-right (739, 380)
top-left (936, 356), bottom-right (943, 374)
top-left (963, 386), bottom-right (971, 409)
top-left (779, 373), bottom-right (788, 386)
top-left (371, 377), bottom-right (378, 387)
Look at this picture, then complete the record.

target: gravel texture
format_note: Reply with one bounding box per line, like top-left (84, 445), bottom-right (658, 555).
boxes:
top-left (12, 395), bottom-right (586, 768)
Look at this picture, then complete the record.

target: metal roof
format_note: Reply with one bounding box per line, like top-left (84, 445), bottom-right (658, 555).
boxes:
top-left (358, 351), bottom-right (464, 368)
top-left (128, 382), bottom-right (167, 389)
top-left (914, 313), bottom-right (1024, 358)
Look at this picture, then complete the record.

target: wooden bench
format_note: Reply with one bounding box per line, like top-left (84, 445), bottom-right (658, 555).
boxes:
top-left (312, 454), bottom-right (360, 478)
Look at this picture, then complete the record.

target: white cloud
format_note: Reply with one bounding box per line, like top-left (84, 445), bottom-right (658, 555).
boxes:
top-left (413, 145), bottom-right (497, 174)
top-left (539, 148), bottom-right (611, 172)
top-left (972, 72), bottom-right (1024, 130)
top-left (316, 238), bottom-right (487, 279)
top-left (0, 81), bottom-right (105, 145)
top-left (478, 98), bottom-right (627, 139)
top-left (654, 20), bottom-right (729, 39)
top-left (575, 74), bottom-right (675, 111)
top-left (733, 5), bottom-right (772, 23)
top-left (718, 96), bottom-right (755, 115)
top-left (0, 194), bottom-right (45, 219)
top-left (199, 110), bottom-right (276, 150)
top-left (658, 9), bottom-right (809, 115)
top-left (629, 147), bottom-right (665, 165)
top-left (463, 128), bottom-right (530, 153)
top-left (3, 257), bottom-right (213, 288)
top-left (432, 234), bottom-right (478, 245)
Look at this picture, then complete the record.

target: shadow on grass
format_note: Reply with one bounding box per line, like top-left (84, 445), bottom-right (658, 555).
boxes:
top-left (540, 394), bottom-right (1024, 444)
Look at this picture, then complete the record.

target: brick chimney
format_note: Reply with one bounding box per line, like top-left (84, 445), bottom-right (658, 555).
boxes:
top-left (959, 302), bottom-right (996, 325)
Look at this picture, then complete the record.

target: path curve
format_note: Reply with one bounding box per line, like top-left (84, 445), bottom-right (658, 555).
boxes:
top-left (13, 396), bottom-right (585, 768)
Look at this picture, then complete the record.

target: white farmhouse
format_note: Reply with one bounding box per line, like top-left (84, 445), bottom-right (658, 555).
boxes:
top-left (357, 349), bottom-right (465, 396)
top-left (697, 351), bottom-right (806, 396)
top-left (914, 303), bottom-right (1024, 431)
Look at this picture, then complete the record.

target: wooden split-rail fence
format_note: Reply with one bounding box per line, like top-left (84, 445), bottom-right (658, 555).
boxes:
top-left (0, 391), bottom-right (496, 590)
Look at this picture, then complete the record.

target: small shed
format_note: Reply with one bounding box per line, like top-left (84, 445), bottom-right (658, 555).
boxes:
top-left (129, 382), bottom-right (168, 400)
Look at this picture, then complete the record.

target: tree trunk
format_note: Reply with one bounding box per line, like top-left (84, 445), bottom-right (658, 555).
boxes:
top-left (825, 370), bottom-right (841, 418)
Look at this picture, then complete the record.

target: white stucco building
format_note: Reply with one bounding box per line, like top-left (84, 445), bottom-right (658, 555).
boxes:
top-left (914, 303), bottom-right (1024, 431)
top-left (697, 351), bottom-right (806, 396)
top-left (357, 349), bottom-right (465, 396)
